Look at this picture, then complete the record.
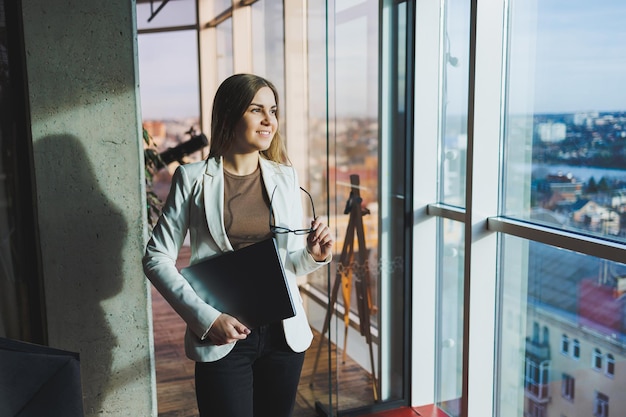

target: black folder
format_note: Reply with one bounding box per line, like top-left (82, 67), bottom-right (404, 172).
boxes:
top-left (181, 238), bottom-right (296, 328)
top-left (0, 338), bottom-right (84, 417)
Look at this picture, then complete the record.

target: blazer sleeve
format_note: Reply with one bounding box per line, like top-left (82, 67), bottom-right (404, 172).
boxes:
top-left (142, 165), bottom-right (221, 339)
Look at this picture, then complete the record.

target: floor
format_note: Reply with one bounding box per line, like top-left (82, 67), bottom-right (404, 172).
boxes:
top-left (151, 245), bottom-right (438, 417)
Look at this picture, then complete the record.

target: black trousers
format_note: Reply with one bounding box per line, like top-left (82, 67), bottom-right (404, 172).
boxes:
top-left (195, 322), bottom-right (305, 417)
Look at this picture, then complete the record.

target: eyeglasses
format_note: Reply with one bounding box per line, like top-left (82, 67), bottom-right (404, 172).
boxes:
top-left (269, 186), bottom-right (316, 235)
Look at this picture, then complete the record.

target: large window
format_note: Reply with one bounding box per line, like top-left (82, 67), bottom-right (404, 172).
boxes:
top-left (419, 0), bottom-right (626, 416)
top-left (496, 2), bottom-right (626, 416)
top-left (594, 392), bottom-right (609, 417)
top-left (137, 30), bottom-right (200, 123)
top-left (561, 373), bottom-right (574, 401)
top-left (503, 1), bottom-right (626, 243)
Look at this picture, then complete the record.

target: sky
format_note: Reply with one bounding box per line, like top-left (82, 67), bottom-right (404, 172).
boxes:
top-left (137, 30), bottom-right (200, 120)
top-left (136, 1), bottom-right (199, 120)
top-left (136, 0), bottom-right (626, 120)
top-left (512, 0), bottom-right (626, 114)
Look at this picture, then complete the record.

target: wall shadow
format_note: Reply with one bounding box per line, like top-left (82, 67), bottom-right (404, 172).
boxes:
top-left (34, 135), bottom-right (126, 414)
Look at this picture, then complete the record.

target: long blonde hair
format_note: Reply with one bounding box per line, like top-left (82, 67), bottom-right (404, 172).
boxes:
top-left (208, 74), bottom-right (288, 164)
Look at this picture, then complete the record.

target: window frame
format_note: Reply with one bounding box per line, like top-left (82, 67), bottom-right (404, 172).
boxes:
top-left (605, 353), bottom-right (615, 378)
top-left (572, 339), bottom-right (581, 360)
top-left (561, 373), bottom-right (575, 402)
top-left (593, 348), bottom-right (603, 372)
top-left (0, 0), bottom-right (46, 344)
top-left (593, 391), bottom-right (609, 417)
top-left (560, 334), bottom-right (569, 355)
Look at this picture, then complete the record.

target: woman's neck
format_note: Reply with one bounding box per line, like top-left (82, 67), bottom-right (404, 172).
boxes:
top-left (222, 152), bottom-right (260, 176)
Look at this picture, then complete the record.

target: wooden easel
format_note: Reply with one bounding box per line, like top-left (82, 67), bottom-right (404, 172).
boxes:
top-left (309, 174), bottom-right (378, 401)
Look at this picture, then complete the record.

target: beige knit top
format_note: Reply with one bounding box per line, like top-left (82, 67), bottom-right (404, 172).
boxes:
top-left (223, 166), bottom-right (273, 250)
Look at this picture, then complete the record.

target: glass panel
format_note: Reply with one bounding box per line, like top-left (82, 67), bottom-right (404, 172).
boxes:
top-left (440, 0), bottom-right (470, 207)
top-left (301, 0), bottom-right (335, 411)
top-left (303, 0), bottom-right (407, 413)
top-left (304, 0), bottom-right (329, 242)
top-left (137, 19), bottom-right (205, 417)
top-left (335, 0), bottom-right (364, 13)
top-left (498, 236), bottom-right (626, 417)
top-left (136, 0), bottom-right (196, 30)
top-left (214, 0), bottom-right (232, 15)
top-left (138, 31), bottom-right (200, 121)
top-left (251, 0), bottom-right (285, 130)
top-left (329, 1), bottom-right (381, 410)
top-left (138, 29), bottom-right (202, 195)
top-left (436, 219), bottom-right (464, 416)
top-left (216, 18), bottom-right (233, 85)
top-left (503, 0), bottom-right (626, 242)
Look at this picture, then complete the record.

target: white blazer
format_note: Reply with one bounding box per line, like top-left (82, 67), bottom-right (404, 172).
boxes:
top-left (143, 156), bottom-right (329, 362)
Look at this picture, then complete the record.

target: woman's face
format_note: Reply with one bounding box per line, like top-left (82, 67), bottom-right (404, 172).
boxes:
top-left (232, 86), bottom-right (278, 155)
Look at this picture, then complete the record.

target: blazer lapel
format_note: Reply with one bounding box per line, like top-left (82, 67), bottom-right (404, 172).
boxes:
top-left (203, 157), bottom-right (233, 252)
top-left (260, 157), bottom-right (284, 227)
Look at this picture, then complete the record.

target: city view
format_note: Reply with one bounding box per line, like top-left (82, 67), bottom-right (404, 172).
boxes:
top-left (509, 109), bottom-right (626, 417)
top-left (529, 111), bottom-right (626, 239)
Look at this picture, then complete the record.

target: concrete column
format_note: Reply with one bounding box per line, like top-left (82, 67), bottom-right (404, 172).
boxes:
top-left (21, 1), bottom-right (155, 415)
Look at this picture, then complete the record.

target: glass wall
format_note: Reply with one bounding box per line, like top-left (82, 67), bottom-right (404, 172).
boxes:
top-left (138, 1), bottom-right (412, 415)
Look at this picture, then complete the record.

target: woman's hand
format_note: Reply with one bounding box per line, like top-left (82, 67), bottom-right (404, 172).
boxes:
top-left (206, 313), bottom-right (250, 345)
top-left (307, 218), bottom-right (334, 262)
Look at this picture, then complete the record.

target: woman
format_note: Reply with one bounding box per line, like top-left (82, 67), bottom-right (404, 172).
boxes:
top-left (143, 73), bottom-right (333, 417)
